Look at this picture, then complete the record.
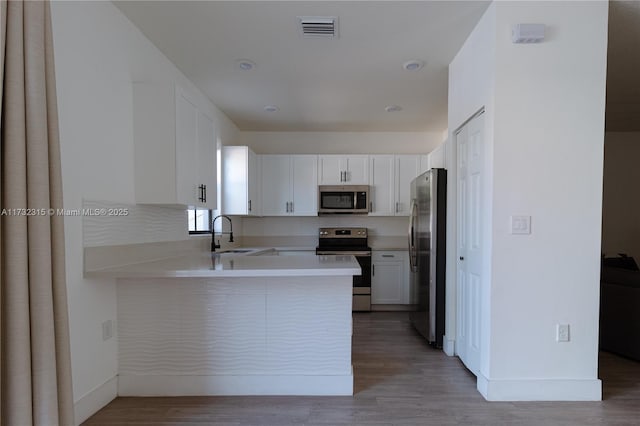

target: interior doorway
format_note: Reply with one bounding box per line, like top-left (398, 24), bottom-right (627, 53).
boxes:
top-left (453, 110), bottom-right (485, 377)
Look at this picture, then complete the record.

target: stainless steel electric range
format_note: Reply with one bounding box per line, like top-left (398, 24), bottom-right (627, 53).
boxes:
top-left (316, 227), bottom-right (372, 312)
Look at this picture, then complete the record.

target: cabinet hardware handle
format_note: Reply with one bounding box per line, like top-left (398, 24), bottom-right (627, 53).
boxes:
top-left (372, 264), bottom-right (375, 276)
top-left (203, 184), bottom-right (207, 203)
top-left (249, 200), bottom-right (252, 212)
top-left (290, 202), bottom-right (294, 213)
top-left (286, 202), bottom-right (289, 213)
top-left (382, 254), bottom-right (394, 258)
top-left (369, 202), bottom-right (372, 213)
top-left (198, 184), bottom-right (206, 203)
top-left (395, 202), bottom-right (399, 213)
top-left (459, 256), bottom-right (464, 261)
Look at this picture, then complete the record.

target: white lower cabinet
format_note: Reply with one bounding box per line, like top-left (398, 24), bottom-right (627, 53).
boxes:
top-left (371, 251), bottom-right (410, 305)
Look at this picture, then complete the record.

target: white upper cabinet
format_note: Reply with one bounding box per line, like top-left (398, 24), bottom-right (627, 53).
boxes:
top-left (261, 155), bottom-right (290, 216)
top-left (428, 142), bottom-right (447, 169)
top-left (395, 155), bottom-right (421, 216)
top-left (222, 146), bottom-right (261, 216)
top-left (318, 155), bottom-right (369, 185)
top-left (196, 112), bottom-right (217, 210)
top-left (369, 155), bottom-right (421, 216)
top-left (291, 156), bottom-right (319, 216)
top-left (369, 155), bottom-right (396, 216)
top-left (261, 155), bottom-right (318, 216)
top-left (133, 83), bottom-right (217, 208)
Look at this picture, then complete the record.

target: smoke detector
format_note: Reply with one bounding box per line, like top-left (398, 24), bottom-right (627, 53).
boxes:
top-left (298, 16), bottom-right (339, 38)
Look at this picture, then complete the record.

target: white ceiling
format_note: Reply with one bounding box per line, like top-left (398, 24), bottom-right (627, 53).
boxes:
top-left (114, 1), bottom-right (491, 132)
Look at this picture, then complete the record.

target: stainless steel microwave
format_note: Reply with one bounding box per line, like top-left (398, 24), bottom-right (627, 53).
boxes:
top-left (318, 185), bottom-right (370, 215)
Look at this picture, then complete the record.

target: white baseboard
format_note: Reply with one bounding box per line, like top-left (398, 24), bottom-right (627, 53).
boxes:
top-left (118, 372), bottom-right (354, 396)
top-left (74, 376), bottom-right (118, 425)
top-left (442, 336), bottom-right (455, 356)
top-left (477, 373), bottom-right (602, 401)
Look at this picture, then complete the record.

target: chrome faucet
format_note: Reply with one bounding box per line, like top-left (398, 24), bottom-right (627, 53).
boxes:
top-left (211, 215), bottom-right (234, 252)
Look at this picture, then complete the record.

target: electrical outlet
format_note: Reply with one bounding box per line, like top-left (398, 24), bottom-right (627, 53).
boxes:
top-left (556, 324), bottom-right (570, 342)
top-left (102, 320), bottom-right (113, 341)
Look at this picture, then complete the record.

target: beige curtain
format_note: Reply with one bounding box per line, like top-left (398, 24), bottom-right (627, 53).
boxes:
top-left (1, 1), bottom-right (75, 425)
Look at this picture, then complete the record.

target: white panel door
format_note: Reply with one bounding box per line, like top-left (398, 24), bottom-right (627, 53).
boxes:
top-left (197, 112), bottom-right (217, 209)
top-left (291, 155), bottom-right (318, 216)
top-left (369, 155), bottom-right (395, 216)
top-left (456, 112), bottom-right (485, 377)
top-left (175, 90), bottom-right (198, 205)
top-left (261, 155), bottom-right (291, 216)
top-left (395, 155), bottom-right (421, 216)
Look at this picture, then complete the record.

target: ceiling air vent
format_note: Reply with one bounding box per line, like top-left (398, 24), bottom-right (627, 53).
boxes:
top-left (298, 16), bottom-right (339, 38)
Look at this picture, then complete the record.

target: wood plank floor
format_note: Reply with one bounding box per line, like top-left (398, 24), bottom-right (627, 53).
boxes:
top-left (83, 312), bottom-right (640, 425)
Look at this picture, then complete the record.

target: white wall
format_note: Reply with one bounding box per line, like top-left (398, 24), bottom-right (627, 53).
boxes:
top-left (239, 131), bottom-right (443, 154)
top-left (447, 1), bottom-right (497, 366)
top-left (449, 1), bottom-right (608, 400)
top-left (50, 1), bottom-right (239, 422)
top-left (601, 132), bottom-right (640, 261)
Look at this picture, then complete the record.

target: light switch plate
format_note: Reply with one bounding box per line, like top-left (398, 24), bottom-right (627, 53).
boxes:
top-left (510, 215), bottom-right (531, 235)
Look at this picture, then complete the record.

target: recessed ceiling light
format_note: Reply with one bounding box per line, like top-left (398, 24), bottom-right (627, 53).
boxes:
top-left (385, 105), bottom-right (402, 113)
top-left (236, 59), bottom-right (256, 71)
top-left (403, 60), bottom-right (425, 71)
top-left (264, 105), bottom-right (279, 112)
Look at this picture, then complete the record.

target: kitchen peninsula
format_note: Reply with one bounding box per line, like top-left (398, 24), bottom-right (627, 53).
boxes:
top-left (86, 250), bottom-right (360, 396)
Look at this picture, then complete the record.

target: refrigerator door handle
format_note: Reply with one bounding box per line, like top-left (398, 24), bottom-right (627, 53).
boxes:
top-left (408, 199), bottom-right (418, 272)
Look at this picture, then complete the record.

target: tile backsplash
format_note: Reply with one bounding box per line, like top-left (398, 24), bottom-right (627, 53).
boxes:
top-left (82, 199), bottom-right (188, 247)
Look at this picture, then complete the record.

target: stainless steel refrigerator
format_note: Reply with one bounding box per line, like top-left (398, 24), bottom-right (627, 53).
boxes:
top-left (408, 168), bottom-right (447, 348)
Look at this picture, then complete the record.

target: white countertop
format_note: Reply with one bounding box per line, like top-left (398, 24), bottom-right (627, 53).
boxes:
top-left (85, 248), bottom-right (361, 278)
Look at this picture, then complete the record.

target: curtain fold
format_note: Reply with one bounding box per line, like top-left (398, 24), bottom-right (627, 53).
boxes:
top-left (1, 1), bottom-right (74, 425)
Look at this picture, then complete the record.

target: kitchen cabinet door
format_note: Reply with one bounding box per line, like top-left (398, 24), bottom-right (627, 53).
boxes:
top-left (318, 155), bottom-right (369, 185)
top-left (261, 155), bottom-right (291, 215)
top-left (318, 156), bottom-right (343, 185)
top-left (196, 111), bottom-right (217, 210)
top-left (371, 251), bottom-right (405, 305)
top-left (261, 155), bottom-right (317, 216)
top-left (222, 146), bottom-right (261, 216)
top-left (395, 155), bottom-right (421, 216)
top-left (175, 90), bottom-right (198, 205)
top-left (369, 155), bottom-right (395, 216)
top-left (133, 83), bottom-right (215, 208)
top-left (344, 155), bottom-right (369, 184)
top-left (290, 155), bottom-right (318, 216)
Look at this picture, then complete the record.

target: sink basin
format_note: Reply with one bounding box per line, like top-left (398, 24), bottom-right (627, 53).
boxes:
top-left (218, 249), bottom-right (253, 254)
